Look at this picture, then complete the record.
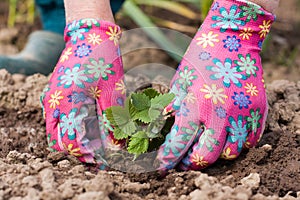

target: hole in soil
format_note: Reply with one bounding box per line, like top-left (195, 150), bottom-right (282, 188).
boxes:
top-left (33, 184), bottom-right (43, 191)
top-left (109, 192), bottom-right (122, 200)
top-left (278, 118), bottom-right (290, 126)
top-left (279, 189), bottom-right (292, 197)
top-left (276, 93), bottom-right (285, 100)
top-left (288, 191), bottom-right (298, 198)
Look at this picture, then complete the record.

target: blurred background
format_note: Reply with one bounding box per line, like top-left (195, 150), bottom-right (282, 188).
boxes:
top-left (0, 0), bottom-right (299, 82)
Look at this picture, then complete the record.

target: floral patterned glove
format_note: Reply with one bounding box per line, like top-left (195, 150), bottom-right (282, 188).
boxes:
top-left (157, 0), bottom-right (275, 171)
top-left (41, 19), bottom-right (125, 169)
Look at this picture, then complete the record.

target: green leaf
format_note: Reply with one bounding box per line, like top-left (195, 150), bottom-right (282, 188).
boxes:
top-left (148, 107), bottom-right (161, 121)
top-left (106, 105), bottom-right (137, 136)
top-left (151, 93), bottom-right (175, 108)
top-left (143, 88), bottom-right (160, 99)
top-left (105, 107), bottom-right (114, 123)
top-left (106, 106), bottom-right (130, 127)
top-left (114, 128), bottom-right (129, 140)
top-left (132, 130), bottom-right (148, 139)
top-left (124, 95), bottom-right (137, 118)
top-left (131, 93), bottom-right (151, 111)
top-left (128, 131), bottom-right (149, 155)
top-left (120, 120), bottom-right (137, 136)
top-left (148, 118), bottom-right (166, 138)
top-left (133, 109), bottom-right (152, 123)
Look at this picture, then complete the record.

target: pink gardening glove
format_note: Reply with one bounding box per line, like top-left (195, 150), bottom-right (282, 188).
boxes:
top-left (40, 19), bottom-right (125, 169)
top-left (157, 0), bottom-right (275, 171)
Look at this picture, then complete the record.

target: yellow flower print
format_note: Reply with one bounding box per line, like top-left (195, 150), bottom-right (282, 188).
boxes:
top-left (200, 84), bottom-right (228, 104)
top-left (262, 78), bottom-right (266, 88)
top-left (244, 140), bottom-right (251, 149)
top-left (220, 147), bottom-right (237, 160)
top-left (87, 33), bottom-right (102, 45)
top-left (185, 92), bottom-right (196, 104)
top-left (60, 47), bottom-right (72, 63)
top-left (257, 132), bottom-right (263, 143)
top-left (239, 27), bottom-right (253, 40)
top-left (191, 154), bottom-right (208, 167)
top-left (115, 80), bottom-right (126, 95)
top-left (89, 86), bottom-right (102, 99)
top-left (106, 26), bottom-right (121, 46)
top-left (259, 20), bottom-right (271, 38)
top-left (196, 31), bottom-right (219, 48)
top-left (48, 90), bottom-right (64, 109)
top-left (63, 143), bottom-right (83, 157)
top-left (245, 83), bottom-right (259, 96)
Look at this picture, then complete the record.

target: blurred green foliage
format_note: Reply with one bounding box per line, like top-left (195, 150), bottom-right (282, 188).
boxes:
top-left (8, 0), bottom-right (35, 27)
top-left (122, 0), bottom-right (213, 62)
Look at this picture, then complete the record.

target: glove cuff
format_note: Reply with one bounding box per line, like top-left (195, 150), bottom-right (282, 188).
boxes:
top-left (63, 19), bottom-right (122, 45)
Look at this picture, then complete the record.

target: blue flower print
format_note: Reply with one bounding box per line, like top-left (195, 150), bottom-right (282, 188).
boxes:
top-left (226, 115), bottom-right (248, 152)
top-left (84, 58), bottom-right (115, 81)
top-left (75, 43), bottom-right (92, 58)
top-left (79, 18), bottom-right (100, 28)
top-left (67, 20), bottom-right (88, 44)
top-left (211, 2), bottom-right (220, 11)
top-left (245, 108), bottom-right (262, 134)
top-left (58, 66), bottom-right (64, 73)
top-left (215, 106), bottom-right (227, 118)
top-left (178, 66), bottom-right (198, 89)
top-left (181, 121), bottom-right (199, 142)
top-left (212, 5), bottom-right (245, 32)
top-left (53, 108), bottom-right (60, 119)
top-left (181, 151), bottom-right (192, 169)
top-left (232, 92), bottom-right (252, 109)
top-left (258, 40), bottom-right (263, 49)
top-left (223, 36), bottom-right (241, 52)
top-left (199, 51), bottom-right (211, 61)
top-left (197, 128), bottom-right (220, 152)
top-left (67, 91), bottom-right (87, 104)
top-left (162, 125), bottom-right (185, 157)
top-left (235, 54), bottom-right (258, 77)
top-left (98, 113), bottom-right (114, 135)
top-left (176, 102), bottom-right (190, 117)
top-left (170, 83), bottom-right (188, 111)
top-left (57, 64), bottom-right (94, 89)
top-left (60, 108), bottom-right (87, 140)
top-left (116, 97), bottom-right (124, 106)
top-left (206, 58), bottom-right (246, 88)
top-left (239, 3), bottom-right (265, 22)
top-left (117, 47), bottom-right (122, 57)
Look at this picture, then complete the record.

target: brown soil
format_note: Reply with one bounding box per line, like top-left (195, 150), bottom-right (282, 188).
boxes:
top-left (0, 70), bottom-right (299, 200)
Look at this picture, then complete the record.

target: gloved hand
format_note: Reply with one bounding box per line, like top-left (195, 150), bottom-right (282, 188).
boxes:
top-left (157, 0), bottom-right (275, 171)
top-left (40, 19), bottom-right (125, 169)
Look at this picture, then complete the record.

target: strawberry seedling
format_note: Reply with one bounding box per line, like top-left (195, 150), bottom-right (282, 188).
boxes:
top-left (106, 88), bottom-right (175, 159)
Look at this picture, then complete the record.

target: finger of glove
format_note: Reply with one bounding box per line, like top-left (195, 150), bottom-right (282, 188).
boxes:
top-left (243, 99), bottom-right (268, 149)
top-left (77, 23), bottom-right (125, 165)
top-left (156, 73), bottom-right (203, 172)
top-left (157, 97), bottom-right (200, 171)
top-left (219, 97), bottom-right (268, 161)
top-left (178, 86), bottom-right (229, 170)
top-left (169, 49), bottom-right (229, 170)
